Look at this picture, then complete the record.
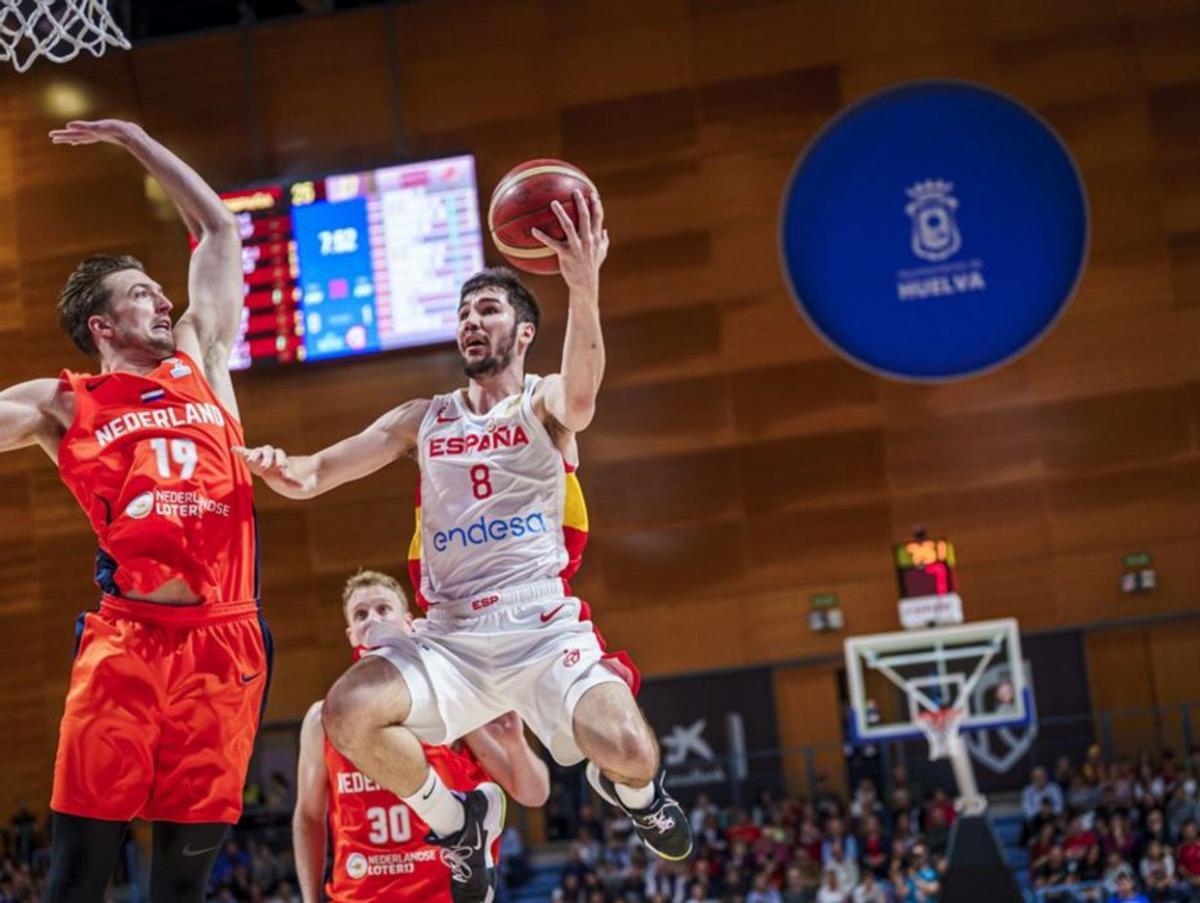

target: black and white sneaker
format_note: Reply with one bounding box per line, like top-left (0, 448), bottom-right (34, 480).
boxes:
top-left (586, 761), bottom-right (693, 861)
top-left (428, 782), bottom-right (506, 903)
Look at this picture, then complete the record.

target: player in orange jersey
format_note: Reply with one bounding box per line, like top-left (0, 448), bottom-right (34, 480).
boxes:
top-left (293, 570), bottom-right (549, 902)
top-left (0, 119), bottom-right (261, 901)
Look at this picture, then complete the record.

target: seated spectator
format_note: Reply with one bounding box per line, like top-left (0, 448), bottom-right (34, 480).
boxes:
top-left (1109, 868), bottom-right (1151, 903)
top-left (1082, 745), bottom-right (1106, 786)
top-left (857, 815), bottom-right (889, 877)
top-left (1069, 774), bottom-right (1102, 813)
top-left (1111, 759), bottom-right (1137, 810)
top-left (852, 870), bottom-right (888, 903)
top-left (748, 872), bottom-right (784, 903)
top-left (888, 786), bottom-right (919, 833)
top-left (691, 792), bottom-right (719, 836)
top-left (782, 863), bottom-right (815, 903)
top-left (822, 818), bottom-right (859, 865)
top-left (1024, 766), bottom-right (1066, 823)
top-left (816, 867), bottom-right (846, 903)
top-left (1104, 855), bottom-right (1134, 895)
top-left (1064, 814), bottom-right (1100, 867)
top-left (1055, 755), bottom-right (1076, 791)
top-left (798, 817), bottom-right (824, 864)
top-left (924, 805), bottom-right (951, 858)
top-left (910, 843), bottom-right (940, 903)
top-left (1035, 844), bottom-right (1072, 901)
top-left (924, 788), bottom-right (955, 830)
top-left (824, 838), bottom-right (860, 894)
top-left (1108, 814), bottom-right (1138, 862)
top-left (753, 789), bottom-right (777, 826)
top-left (1166, 781), bottom-right (1200, 843)
top-left (1177, 819), bottom-right (1200, 892)
top-left (849, 779), bottom-right (883, 824)
top-left (267, 879), bottom-right (300, 903)
top-left (1030, 822), bottom-right (1060, 874)
top-left (814, 776), bottom-right (844, 821)
top-left (1135, 761), bottom-right (1167, 810)
top-left (1139, 840), bottom-right (1178, 900)
top-left (890, 764), bottom-right (924, 807)
top-left (728, 808), bottom-right (764, 847)
top-left (1080, 843), bottom-right (1105, 886)
top-left (1139, 809), bottom-right (1170, 862)
top-left (890, 811), bottom-right (917, 854)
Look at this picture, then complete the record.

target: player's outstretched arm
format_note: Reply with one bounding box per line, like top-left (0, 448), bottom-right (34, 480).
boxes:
top-left (0, 379), bottom-right (69, 460)
top-left (236, 398), bottom-right (430, 500)
top-left (464, 712), bottom-right (550, 808)
top-left (50, 120), bottom-right (243, 408)
top-left (530, 190), bottom-right (609, 434)
top-left (293, 702), bottom-right (330, 903)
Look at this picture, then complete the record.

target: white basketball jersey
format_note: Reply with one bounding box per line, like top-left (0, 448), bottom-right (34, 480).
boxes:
top-left (413, 375), bottom-right (578, 604)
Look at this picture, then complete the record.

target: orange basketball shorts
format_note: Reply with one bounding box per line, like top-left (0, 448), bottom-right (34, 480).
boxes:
top-left (51, 596), bottom-right (273, 824)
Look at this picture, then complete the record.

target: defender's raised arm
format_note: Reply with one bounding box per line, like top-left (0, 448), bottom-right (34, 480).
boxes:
top-left (51, 120), bottom-right (243, 408)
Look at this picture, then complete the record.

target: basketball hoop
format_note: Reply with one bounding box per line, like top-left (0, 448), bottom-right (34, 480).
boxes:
top-left (0, 1), bottom-right (129, 73)
top-left (916, 706), bottom-right (967, 760)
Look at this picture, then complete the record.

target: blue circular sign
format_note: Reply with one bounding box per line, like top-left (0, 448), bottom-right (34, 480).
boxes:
top-left (780, 80), bottom-right (1089, 382)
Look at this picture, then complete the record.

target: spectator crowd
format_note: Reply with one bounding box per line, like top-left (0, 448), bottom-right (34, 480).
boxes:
top-left (1022, 746), bottom-right (1200, 902)
top-left (555, 768), bottom-right (949, 903)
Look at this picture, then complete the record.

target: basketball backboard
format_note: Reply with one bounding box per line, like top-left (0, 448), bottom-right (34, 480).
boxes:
top-left (844, 618), bottom-right (1030, 745)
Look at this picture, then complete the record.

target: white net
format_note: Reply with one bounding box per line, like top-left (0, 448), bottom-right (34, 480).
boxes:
top-left (916, 707), bottom-right (967, 760)
top-left (0, 0), bottom-right (129, 73)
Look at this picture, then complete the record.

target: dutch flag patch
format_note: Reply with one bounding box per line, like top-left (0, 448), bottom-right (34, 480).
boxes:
top-left (140, 388), bottom-right (165, 403)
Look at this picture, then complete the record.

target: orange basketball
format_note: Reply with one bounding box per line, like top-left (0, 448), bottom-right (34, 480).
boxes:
top-left (488, 159), bottom-right (598, 275)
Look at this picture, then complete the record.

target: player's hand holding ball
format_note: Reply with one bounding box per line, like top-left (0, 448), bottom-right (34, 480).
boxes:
top-left (531, 190), bottom-right (608, 295)
top-left (487, 159), bottom-right (608, 290)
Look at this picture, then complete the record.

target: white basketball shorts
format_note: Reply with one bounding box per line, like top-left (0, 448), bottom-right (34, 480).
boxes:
top-left (364, 578), bottom-right (637, 765)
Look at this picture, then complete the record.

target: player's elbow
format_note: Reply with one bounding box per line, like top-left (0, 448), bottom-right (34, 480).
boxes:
top-left (205, 209), bottom-right (239, 236)
top-left (559, 395), bottom-right (596, 432)
top-left (512, 772), bottom-right (551, 808)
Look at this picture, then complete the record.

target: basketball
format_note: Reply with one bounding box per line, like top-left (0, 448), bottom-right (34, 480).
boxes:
top-left (487, 159), bottom-right (598, 275)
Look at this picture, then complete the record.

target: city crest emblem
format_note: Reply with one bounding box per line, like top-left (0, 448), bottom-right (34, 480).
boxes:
top-left (905, 179), bottom-right (962, 262)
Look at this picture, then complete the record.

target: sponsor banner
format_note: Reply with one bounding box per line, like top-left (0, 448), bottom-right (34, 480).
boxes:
top-left (780, 80), bottom-right (1088, 381)
top-left (899, 593), bottom-right (964, 629)
top-left (639, 666), bottom-right (781, 805)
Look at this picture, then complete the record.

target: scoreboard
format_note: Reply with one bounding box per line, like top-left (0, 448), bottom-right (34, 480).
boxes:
top-left (895, 537), bottom-right (963, 629)
top-left (206, 154), bottom-right (484, 370)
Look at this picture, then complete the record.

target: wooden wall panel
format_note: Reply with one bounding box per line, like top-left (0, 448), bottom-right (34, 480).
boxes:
top-left (1086, 628), bottom-right (1157, 758)
top-left (773, 665), bottom-right (845, 796)
top-left (0, 0), bottom-right (1197, 816)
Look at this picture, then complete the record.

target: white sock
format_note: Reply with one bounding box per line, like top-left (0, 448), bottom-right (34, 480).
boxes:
top-left (614, 779), bottom-right (656, 811)
top-left (401, 768), bottom-right (465, 838)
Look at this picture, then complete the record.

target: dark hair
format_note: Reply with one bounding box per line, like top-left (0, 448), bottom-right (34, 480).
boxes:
top-left (459, 266), bottom-right (540, 341)
top-left (58, 254), bottom-right (144, 356)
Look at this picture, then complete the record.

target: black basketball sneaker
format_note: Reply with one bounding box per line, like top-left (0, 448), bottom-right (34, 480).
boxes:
top-left (428, 782), bottom-right (506, 903)
top-left (586, 761), bottom-right (693, 860)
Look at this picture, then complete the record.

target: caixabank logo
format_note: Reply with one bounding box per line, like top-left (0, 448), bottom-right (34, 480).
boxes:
top-left (780, 80), bottom-right (1089, 382)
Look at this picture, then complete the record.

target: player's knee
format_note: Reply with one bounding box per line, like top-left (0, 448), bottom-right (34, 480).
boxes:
top-left (611, 719), bottom-right (658, 784)
top-left (323, 658), bottom-right (409, 754)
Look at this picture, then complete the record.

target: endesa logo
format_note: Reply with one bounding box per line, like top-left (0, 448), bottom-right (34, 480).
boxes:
top-left (432, 511), bottom-right (547, 552)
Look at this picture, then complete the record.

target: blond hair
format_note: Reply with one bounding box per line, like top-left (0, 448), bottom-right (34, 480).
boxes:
top-left (341, 569), bottom-right (409, 616)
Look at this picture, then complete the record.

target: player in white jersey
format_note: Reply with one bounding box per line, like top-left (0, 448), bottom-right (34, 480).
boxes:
top-left (239, 192), bottom-right (692, 903)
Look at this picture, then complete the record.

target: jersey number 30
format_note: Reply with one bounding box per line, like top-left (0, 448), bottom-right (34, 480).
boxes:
top-left (150, 438), bottom-right (198, 479)
top-left (366, 804), bottom-right (413, 845)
